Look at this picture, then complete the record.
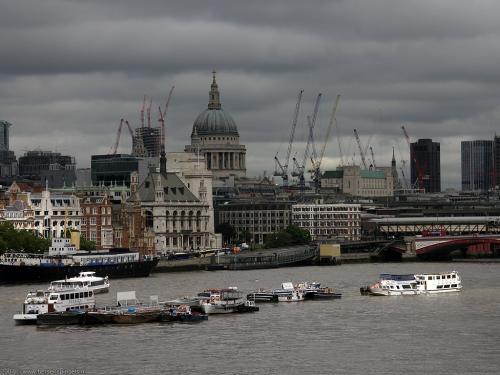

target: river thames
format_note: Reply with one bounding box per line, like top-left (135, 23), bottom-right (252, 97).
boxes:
top-left (1, 262), bottom-right (500, 375)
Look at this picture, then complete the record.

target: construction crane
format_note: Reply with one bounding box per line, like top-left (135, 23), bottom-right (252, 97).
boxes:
top-left (274, 90), bottom-right (304, 186)
top-left (158, 86), bottom-right (175, 151)
top-left (292, 93), bottom-right (322, 188)
top-left (369, 146), bottom-right (376, 170)
top-left (147, 96), bottom-right (153, 128)
top-left (112, 118), bottom-right (135, 155)
top-left (140, 95), bottom-right (146, 128)
top-left (353, 128), bottom-right (368, 169)
top-left (402, 125), bottom-right (427, 190)
top-left (310, 94), bottom-right (341, 192)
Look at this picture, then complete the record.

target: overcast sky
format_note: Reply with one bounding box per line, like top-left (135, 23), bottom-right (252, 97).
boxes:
top-left (2, 0), bottom-right (500, 189)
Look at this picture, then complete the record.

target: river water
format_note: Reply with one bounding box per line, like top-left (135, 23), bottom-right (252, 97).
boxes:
top-left (1, 262), bottom-right (500, 375)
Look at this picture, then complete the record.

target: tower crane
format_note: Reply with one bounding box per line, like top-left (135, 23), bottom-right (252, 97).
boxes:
top-left (402, 125), bottom-right (427, 190)
top-left (292, 93), bottom-right (322, 188)
top-left (369, 146), bottom-right (376, 169)
top-left (310, 94), bottom-right (341, 192)
top-left (147, 96), bottom-right (153, 128)
top-left (140, 95), bottom-right (146, 128)
top-left (112, 118), bottom-right (135, 155)
top-left (158, 86), bottom-right (175, 151)
top-left (274, 90), bottom-right (303, 186)
top-left (353, 128), bottom-right (368, 169)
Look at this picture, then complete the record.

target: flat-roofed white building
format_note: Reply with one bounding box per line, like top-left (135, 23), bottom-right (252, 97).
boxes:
top-left (292, 203), bottom-right (361, 241)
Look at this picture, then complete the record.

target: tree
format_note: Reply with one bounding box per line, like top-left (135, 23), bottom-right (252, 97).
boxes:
top-left (0, 222), bottom-right (50, 254)
top-left (285, 225), bottom-right (311, 245)
top-left (215, 223), bottom-right (236, 245)
top-left (238, 229), bottom-right (252, 243)
top-left (80, 236), bottom-right (96, 251)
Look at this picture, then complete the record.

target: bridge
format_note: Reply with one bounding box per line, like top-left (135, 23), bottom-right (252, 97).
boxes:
top-left (387, 234), bottom-right (500, 259)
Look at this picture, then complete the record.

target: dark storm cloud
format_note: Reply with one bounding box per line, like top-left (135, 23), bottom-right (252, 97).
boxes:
top-left (1, 0), bottom-right (500, 189)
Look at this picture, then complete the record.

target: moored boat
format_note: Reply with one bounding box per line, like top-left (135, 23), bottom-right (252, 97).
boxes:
top-left (37, 311), bottom-right (86, 326)
top-left (295, 282), bottom-right (342, 300)
top-left (159, 305), bottom-right (208, 322)
top-left (13, 287), bottom-right (95, 325)
top-left (48, 271), bottom-right (110, 294)
top-left (1, 237), bottom-right (158, 283)
top-left (247, 282), bottom-right (304, 303)
top-left (199, 288), bottom-right (255, 314)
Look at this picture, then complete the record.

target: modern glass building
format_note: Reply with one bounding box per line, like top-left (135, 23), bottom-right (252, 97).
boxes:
top-left (410, 139), bottom-right (441, 193)
top-left (461, 140), bottom-right (494, 191)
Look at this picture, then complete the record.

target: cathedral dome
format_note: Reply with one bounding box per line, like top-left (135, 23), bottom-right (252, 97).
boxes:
top-left (191, 72), bottom-right (239, 137)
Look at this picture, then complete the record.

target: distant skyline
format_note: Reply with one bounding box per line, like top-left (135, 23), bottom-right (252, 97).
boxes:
top-left (2, 1), bottom-right (500, 189)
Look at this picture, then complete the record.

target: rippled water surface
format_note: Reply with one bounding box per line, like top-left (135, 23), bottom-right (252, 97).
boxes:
top-left (1, 262), bottom-right (500, 374)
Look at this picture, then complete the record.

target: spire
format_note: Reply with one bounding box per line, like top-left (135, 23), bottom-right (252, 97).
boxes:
top-left (391, 147), bottom-right (396, 167)
top-left (208, 70), bottom-right (222, 110)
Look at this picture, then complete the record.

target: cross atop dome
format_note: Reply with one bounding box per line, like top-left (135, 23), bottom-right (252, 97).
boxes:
top-left (208, 70), bottom-right (222, 110)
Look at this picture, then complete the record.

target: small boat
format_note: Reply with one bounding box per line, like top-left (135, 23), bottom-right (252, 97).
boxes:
top-left (48, 271), bottom-right (110, 294)
top-left (247, 282), bottom-right (304, 303)
top-left (159, 305), bottom-right (208, 322)
top-left (13, 288), bottom-right (95, 325)
top-left (199, 288), bottom-right (255, 314)
top-left (296, 282), bottom-right (342, 300)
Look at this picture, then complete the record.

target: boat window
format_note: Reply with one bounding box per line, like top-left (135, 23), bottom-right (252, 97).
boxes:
top-left (84, 292), bottom-right (88, 298)
top-left (50, 295), bottom-right (58, 300)
top-left (437, 285), bottom-right (443, 289)
top-left (451, 284), bottom-right (457, 288)
top-left (396, 286), bottom-right (400, 289)
top-left (447, 275), bottom-right (451, 279)
top-left (402, 285), bottom-right (410, 289)
top-left (444, 285), bottom-right (450, 288)
top-left (70, 293), bottom-right (75, 299)
top-left (80, 292), bottom-right (84, 298)
top-left (436, 276), bottom-right (440, 279)
top-left (452, 274), bottom-right (456, 278)
top-left (90, 291), bottom-right (93, 297)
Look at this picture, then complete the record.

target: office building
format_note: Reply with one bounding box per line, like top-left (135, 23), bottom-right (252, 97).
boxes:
top-left (410, 139), bottom-right (441, 193)
top-left (461, 140), bottom-right (494, 191)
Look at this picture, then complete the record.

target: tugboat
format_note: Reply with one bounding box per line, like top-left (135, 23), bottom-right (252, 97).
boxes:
top-left (295, 282), bottom-right (342, 300)
top-left (0, 233), bottom-right (158, 283)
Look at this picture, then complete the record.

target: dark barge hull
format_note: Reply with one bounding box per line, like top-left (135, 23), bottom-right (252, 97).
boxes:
top-left (0, 258), bottom-right (159, 283)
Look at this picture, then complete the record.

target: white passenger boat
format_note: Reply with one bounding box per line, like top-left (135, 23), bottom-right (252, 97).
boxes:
top-left (415, 271), bottom-right (462, 294)
top-left (363, 274), bottom-right (420, 296)
top-left (362, 271), bottom-right (462, 296)
top-left (247, 282), bottom-right (304, 302)
top-left (13, 287), bottom-right (96, 324)
top-left (48, 271), bottom-right (110, 294)
top-left (199, 288), bottom-right (258, 314)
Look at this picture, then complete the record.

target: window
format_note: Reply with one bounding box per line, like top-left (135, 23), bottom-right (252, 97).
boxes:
top-left (90, 217), bottom-right (96, 225)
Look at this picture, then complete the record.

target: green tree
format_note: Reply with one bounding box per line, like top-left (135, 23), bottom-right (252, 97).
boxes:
top-left (285, 225), bottom-right (311, 245)
top-left (80, 236), bottom-right (96, 251)
top-left (0, 222), bottom-right (50, 254)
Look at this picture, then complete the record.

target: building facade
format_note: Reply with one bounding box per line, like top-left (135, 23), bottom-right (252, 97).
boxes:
top-left (461, 140), bottom-right (494, 191)
top-left (321, 166), bottom-right (394, 197)
top-left (28, 190), bottom-right (82, 238)
top-left (0, 120), bottom-right (18, 179)
top-left (217, 200), bottom-right (293, 245)
top-left (292, 203), bottom-right (361, 241)
top-left (116, 152), bottom-right (216, 254)
top-left (410, 138), bottom-right (441, 193)
top-left (494, 135), bottom-right (500, 189)
top-left (185, 72), bottom-right (246, 181)
top-left (18, 150), bottom-right (76, 188)
top-left (80, 196), bottom-right (113, 248)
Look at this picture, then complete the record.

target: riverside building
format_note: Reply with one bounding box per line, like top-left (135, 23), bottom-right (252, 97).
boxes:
top-left (292, 203), bottom-right (361, 241)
